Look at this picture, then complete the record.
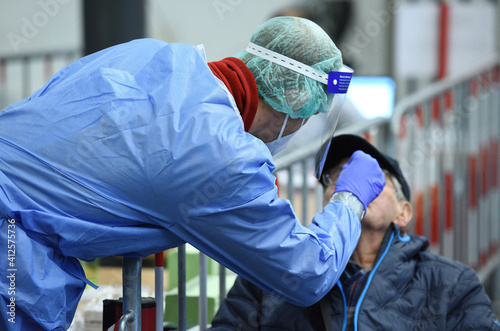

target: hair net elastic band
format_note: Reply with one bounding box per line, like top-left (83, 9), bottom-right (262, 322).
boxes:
top-left (246, 42), bottom-right (328, 85)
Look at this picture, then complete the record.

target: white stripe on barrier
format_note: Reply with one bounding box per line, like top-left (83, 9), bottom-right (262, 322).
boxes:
top-left (396, 114), bottom-right (414, 234)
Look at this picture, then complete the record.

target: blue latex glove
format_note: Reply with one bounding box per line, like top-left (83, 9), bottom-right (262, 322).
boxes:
top-left (334, 150), bottom-right (386, 210)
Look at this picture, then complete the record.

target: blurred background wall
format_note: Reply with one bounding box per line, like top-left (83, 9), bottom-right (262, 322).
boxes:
top-left (0, 0), bottom-right (498, 106)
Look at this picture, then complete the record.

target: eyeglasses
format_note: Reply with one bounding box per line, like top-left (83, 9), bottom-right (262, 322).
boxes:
top-left (320, 165), bottom-right (344, 187)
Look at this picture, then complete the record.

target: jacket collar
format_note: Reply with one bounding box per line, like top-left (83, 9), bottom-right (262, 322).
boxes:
top-left (384, 223), bottom-right (429, 263)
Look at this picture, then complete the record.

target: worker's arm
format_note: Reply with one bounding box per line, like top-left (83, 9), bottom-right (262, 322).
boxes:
top-left (168, 134), bottom-right (384, 307)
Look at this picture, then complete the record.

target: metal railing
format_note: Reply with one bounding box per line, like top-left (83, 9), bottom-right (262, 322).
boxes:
top-left (118, 257), bottom-right (142, 331)
top-left (391, 55), bottom-right (500, 281)
top-left (0, 50), bottom-right (80, 109)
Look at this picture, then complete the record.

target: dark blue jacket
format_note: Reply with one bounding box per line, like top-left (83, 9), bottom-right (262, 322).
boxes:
top-left (211, 224), bottom-right (500, 330)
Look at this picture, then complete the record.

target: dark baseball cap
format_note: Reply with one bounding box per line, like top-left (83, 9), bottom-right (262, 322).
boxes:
top-left (316, 134), bottom-right (411, 201)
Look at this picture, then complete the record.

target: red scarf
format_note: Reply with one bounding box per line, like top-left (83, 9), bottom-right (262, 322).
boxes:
top-left (208, 57), bottom-right (258, 132)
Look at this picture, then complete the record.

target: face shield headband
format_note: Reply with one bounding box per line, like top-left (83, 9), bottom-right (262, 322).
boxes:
top-left (245, 42), bottom-right (353, 177)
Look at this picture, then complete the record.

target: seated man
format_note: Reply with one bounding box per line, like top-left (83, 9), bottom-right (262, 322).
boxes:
top-left (210, 134), bottom-right (500, 330)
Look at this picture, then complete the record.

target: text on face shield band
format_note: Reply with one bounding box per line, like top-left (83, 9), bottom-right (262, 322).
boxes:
top-left (245, 42), bottom-right (352, 94)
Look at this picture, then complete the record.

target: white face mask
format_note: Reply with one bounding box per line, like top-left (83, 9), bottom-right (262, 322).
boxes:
top-left (265, 115), bottom-right (305, 156)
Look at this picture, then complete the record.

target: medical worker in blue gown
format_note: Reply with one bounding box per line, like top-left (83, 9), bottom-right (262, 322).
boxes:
top-left (0, 17), bottom-right (385, 330)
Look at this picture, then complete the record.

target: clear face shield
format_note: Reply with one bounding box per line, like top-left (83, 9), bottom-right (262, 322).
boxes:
top-left (245, 43), bottom-right (353, 161)
top-left (315, 65), bottom-right (353, 179)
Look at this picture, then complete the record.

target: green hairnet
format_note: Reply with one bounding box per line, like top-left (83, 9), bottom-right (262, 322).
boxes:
top-left (235, 16), bottom-right (343, 119)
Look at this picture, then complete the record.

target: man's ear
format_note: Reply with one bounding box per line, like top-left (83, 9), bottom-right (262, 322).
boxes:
top-left (394, 201), bottom-right (413, 228)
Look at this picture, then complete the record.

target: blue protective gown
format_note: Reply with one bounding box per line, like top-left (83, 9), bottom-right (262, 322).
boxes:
top-left (0, 39), bottom-right (360, 330)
